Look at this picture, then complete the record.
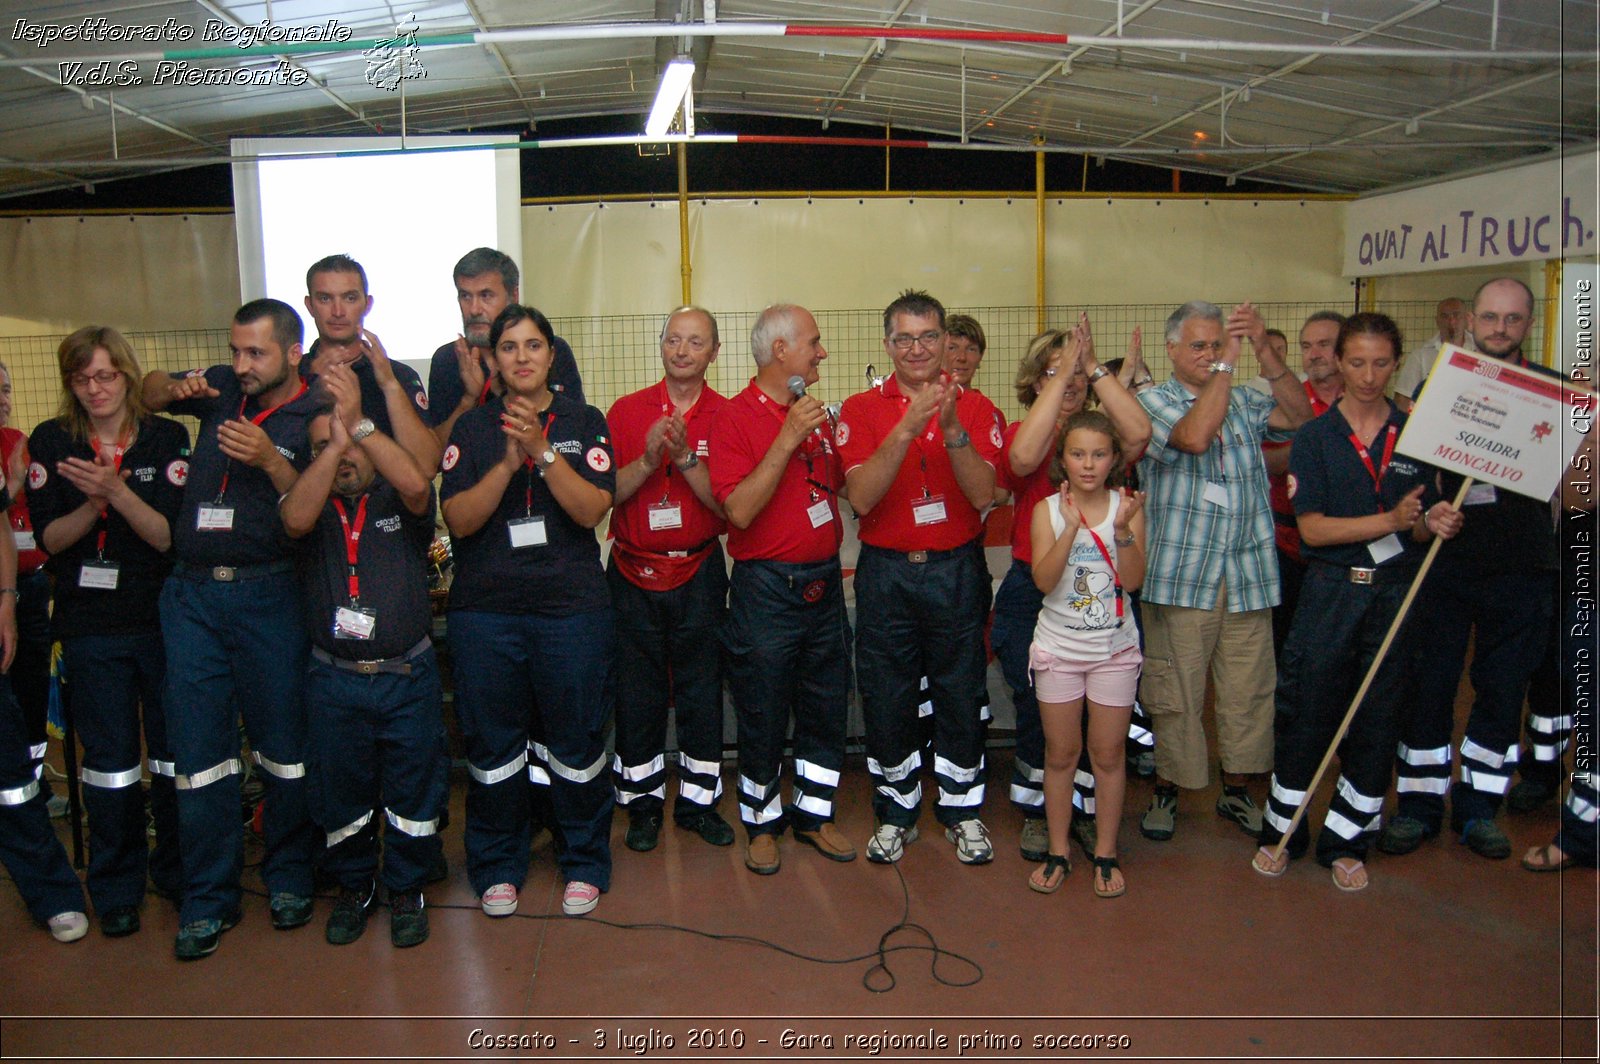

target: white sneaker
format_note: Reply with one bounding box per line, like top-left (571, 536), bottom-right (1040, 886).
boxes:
top-left (562, 881), bottom-right (600, 916)
top-left (480, 882), bottom-right (518, 917)
top-left (866, 822), bottom-right (919, 864)
top-left (48, 911), bottom-right (88, 943)
top-left (945, 818), bottom-right (994, 864)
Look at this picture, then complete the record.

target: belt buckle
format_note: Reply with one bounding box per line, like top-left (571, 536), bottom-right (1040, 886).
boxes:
top-left (1349, 567), bottom-right (1375, 585)
top-left (212, 566), bottom-right (236, 582)
top-left (908, 550), bottom-right (928, 564)
top-left (354, 660), bottom-right (381, 675)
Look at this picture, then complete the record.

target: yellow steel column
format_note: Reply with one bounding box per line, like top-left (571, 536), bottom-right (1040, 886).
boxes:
top-left (1543, 259), bottom-right (1562, 368)
top-left (1036, 151), bottom-right (1046, 333)
top-left (677, 143), bottom-right (691, 304)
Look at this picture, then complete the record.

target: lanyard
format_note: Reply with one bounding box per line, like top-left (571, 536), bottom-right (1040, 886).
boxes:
top-left (1068, 495), bottom-right (1124, 624)
top-left (1346, 423), bottom-right (1398, 511)
top-left (215, 382), bottom-right (308, 503)
top-left (88, 429), bottom-right (130, 558)
top-left (755, 387), bottom-right (833, 498)
top-left (331, 494), bottom-right (369, 603)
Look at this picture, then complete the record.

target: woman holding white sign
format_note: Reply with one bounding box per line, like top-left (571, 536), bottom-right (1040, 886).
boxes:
top-left (1252, 313), bottom-right (1462, 891)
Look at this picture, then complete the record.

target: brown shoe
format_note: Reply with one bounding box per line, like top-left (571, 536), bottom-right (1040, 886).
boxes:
top-left (744, 833), bottom-right (780, 875)
top-left (794, 822), bottom-right (857, 862)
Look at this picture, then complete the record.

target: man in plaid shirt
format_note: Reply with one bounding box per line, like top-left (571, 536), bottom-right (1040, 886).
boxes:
top-left (1135, 300), bottom-right (1313, 842)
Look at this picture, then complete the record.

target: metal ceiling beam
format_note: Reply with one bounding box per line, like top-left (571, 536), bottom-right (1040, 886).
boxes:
top-left (463, 0), bottom-right (541, 127)
top-left (961, 0), bottom-right (1166, 140)
top-left (1227, 68), bottom-right (1567, 180)
top-left (1114, 0), bottom-right (1448, 152)
top-left (815, 0), bottom-right (914, 127)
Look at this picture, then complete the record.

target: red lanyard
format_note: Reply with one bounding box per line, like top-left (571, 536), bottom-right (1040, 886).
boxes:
top-left (478, 375), bottom-right (494, 407)
top-left (1068, 495), bottom-right (1125, 623)
top-left (1346, 423), bottom-right (1398, 511)
top-left (215, 382), bottom-right (308, 502)
top-left (88, 430), bottom-right (130, 557)
top-left (756, 386), bottom-right (831, 498)
top-left (331, 494), bottom-right (369, 602)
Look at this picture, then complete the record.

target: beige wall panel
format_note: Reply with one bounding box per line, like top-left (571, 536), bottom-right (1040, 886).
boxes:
top-left (519, 201), bottom-right (683, 317)
top-left (1044, 198), bottom-right (1348, 306)
top-left (0, 214), bottom-right (238, 336)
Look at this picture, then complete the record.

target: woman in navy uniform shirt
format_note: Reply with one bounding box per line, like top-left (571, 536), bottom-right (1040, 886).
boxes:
top-left (28, 326), bottom-right (189, 936)
top-left (1252, 313), bottom-right (1462, 891)
top-left (441, 304), bottom-right (616, 918)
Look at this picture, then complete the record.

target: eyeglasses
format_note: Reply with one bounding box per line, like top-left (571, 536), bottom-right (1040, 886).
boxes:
top-left (888, 330), bottom-right (946, 351)
top-left (70, 370), bottom-right (122, 389)
top-left (1475, 311), bottom-right (1528, 328)
top-left (1184, 340), bottom-right (1226, 354)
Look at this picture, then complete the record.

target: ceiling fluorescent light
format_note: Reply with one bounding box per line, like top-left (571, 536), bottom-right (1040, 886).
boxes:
top-left (646, 57), bottom-right (695, 138)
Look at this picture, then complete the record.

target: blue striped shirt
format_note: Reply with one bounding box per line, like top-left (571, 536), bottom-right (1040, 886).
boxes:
top-left (1137, 378), bottom-right (1290, 612)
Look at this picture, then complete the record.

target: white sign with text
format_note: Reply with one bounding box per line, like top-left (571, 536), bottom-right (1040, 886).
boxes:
top-left (1399, 344), bottom-right (1586, 501)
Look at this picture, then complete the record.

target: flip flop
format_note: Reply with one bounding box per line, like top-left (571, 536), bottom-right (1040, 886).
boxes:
top-left (1028, 853), bottom-right (1070, 894)
top-left (1252, 846), bottom-right (1289, 878)
top-left (1521, 843), bottom-right (1576, 873)
top-left (1331, 857), bottom-right (1369, 892)
top-left (1091, 855), bottom-right (1126, 899)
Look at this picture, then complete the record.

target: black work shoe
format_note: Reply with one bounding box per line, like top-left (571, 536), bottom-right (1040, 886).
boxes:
top-left (100, 905), bottom-right (140, 938)
top-left (1507, 778), bottom-right (1557, 814)
top-left (173, 910), bottom-right (241, 961)
top-left (625, 811), bottom-right (663, 852)
top-left (676, 808), bottom-right (735, 847)
top-left (269, 892), bottom-right (314, 930)
top-left (1460, 818), bottom-right (1512, 860)
top-left (325, 881), bottom-right (376, 945)
top-left (389, 891), bottom-right (429, 948)
top-left (1377, 815), bottom-right (1435, 856)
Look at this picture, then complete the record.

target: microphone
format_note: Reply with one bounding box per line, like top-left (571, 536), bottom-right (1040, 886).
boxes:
top-left (786, 375), bottom-right (830, 444)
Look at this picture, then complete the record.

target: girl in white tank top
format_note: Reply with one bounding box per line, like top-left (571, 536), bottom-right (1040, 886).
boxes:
top-left (1025, 410), bottom-right (1146, 898)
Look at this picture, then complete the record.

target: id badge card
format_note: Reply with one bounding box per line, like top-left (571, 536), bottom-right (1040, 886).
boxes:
top-left (78, 560), bottom-right (121, 590)
top-left (508, 515), bottom-right (548, 549)
top-left (12, 530), bottom-right (34, 551)
top-left (648, 502), bottom-right (684, 531)
top-left (333, 605), bottom-right (377, 640)
top-left (1203, 481), bottom-right (1229, 508)
top-left (806, 499), bottom-right (834, 529)
top-left (1464, 483), bottom-right (1498, 506)
top-left (197, 505), bottom-right (235, 532)
top-left (1367, 533), bottom-right (1404, 565)
top-left (912, 493), bottom-right (948, 526)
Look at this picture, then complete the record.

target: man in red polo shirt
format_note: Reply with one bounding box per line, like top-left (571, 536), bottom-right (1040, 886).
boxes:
top-left (837, 289), bottom-right (1004, 865)
top-left (707, 303), bottom-right (853, 876)
top-left (607, 306), bottom-right (733, 853)
top-left (1260, 311), bottom-right (1343, 655)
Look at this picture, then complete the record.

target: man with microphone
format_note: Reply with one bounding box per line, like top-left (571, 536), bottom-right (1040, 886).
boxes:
top-left (836, 289), bottom-right (1004, 865)
top-left (606, 306), bottom-right (733, 852)
top-left (707, 303), bottom-right (852, 875)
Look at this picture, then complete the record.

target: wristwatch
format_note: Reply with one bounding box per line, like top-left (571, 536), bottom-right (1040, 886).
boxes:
top-left (676, 452), bottom-right (700, 470)
top-left (536, 448), bottom-right (557, 470)
top-left (1207, 362), bottom-right (1235, 375)
top-left (1086, 366), bottom-right (1110, 384)
top-left (350, 418), bottom-right (377, 442)
top-left (944, 430), bottom-right (971, 450)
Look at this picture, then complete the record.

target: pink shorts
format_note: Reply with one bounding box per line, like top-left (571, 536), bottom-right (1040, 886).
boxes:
top-left (1028, 642), bottom-right (1143, 706)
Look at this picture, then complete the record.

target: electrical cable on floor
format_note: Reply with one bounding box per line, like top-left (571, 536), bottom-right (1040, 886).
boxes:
top-left (233, 857), bottom-right (983, 993)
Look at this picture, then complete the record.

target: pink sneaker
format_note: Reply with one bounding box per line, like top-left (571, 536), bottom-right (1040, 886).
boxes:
top-left (480, 882), bottom-right (518, 917)
top-left (562, 881), bottom-right (600, 916)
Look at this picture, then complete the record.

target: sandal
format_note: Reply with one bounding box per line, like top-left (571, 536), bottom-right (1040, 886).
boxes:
top-left (1028, 853), bottom-right (1070, 894)
top-left (1252, 845), bottom-right (1290, 878)
top-left (1331, 857), bottom-right (1369, 892)
top-left (1091, 855), bottom-right (1126, 899)
top-left (1521, 843), bottom-right (1576, 873)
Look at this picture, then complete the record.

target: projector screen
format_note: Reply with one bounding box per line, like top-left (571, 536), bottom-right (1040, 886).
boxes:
top-left (231, 135), bottom-right (522, 383)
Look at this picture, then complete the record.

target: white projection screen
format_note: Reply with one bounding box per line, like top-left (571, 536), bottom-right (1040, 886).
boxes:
top-left (232, 135), bottom-right (522, 382)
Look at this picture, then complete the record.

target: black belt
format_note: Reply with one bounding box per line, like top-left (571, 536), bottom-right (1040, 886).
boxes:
top-left (311, 637), bottom-right (432, 676)
top-left (1309, 560), bottom-right (1414, 586)
top-left (862, 539), bottom-right (979, 566)
top-left (173, 560), bottom-right (294, 583)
